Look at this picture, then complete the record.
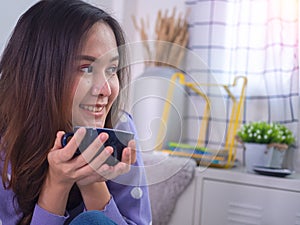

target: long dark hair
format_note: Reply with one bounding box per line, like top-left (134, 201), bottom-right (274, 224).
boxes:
top-left (0, 0), bottom-right (129, 224)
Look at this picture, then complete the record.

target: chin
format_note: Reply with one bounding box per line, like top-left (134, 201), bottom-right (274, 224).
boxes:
top-left (72, 119), bottom-right (104, 128)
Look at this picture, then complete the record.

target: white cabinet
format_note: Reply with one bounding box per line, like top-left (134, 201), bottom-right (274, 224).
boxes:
top-left (200, 180), bottom-right (300, 225)
top-left (193, 167), bottom-right (300, 225)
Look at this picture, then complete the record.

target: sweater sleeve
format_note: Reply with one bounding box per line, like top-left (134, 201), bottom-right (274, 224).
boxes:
top-left (0, 112), bottom-right (152, 225)
top-left (0, 176), bottom-right (22, 225)
top-left (30, 205), bottom-right (69, 225)
top-left (0, 159), bottom-right (70, 225)
top-left (102, 112), bottom-right (152, 225)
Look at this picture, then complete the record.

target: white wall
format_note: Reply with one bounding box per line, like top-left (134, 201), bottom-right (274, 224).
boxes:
top-left (0, 0), bottom-right (119, 54)
top-left (0, 0), bottom-right (39, 53)
top-left (115, 0), bottom-right (186, 43)
top-left (113, 0), bottom-right (187, 80)
top-left (0, 0), bottom-right (186, 49)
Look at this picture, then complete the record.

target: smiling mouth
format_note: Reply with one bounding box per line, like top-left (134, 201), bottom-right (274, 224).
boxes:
top-left (79, 104), bottom-right (104, 113)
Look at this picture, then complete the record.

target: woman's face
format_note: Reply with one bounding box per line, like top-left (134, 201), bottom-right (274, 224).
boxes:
top-left (72, 22), bottom-right (119, 128)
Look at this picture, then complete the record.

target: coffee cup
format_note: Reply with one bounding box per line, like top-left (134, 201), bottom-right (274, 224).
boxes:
top-left (61, 127), bottom-right (134, 166)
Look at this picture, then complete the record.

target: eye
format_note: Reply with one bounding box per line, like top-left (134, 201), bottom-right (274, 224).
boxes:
top-left (105, 66), bottom-right (118, 77)
top-left (79, 64), bottom-right (93, 74)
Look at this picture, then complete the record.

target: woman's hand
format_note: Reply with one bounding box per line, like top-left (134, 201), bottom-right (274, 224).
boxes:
top-left (74, 132), bottom-right (137, 211)
top-left (76, 137), bottom-right (136, 186)
top-left (38, 128), bottom-right (87, 215)
top-left (45, 128), bottom-right (89, 187)
top-left (38, 128), bottom-right (136, 214)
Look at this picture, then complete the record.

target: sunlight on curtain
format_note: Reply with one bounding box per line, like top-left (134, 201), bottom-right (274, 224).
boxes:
top-left (185, 0), bottom-right (299, 170)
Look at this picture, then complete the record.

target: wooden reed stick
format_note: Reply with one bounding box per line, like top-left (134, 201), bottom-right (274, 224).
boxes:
top-left (132, 7), bottom-right (190, 68)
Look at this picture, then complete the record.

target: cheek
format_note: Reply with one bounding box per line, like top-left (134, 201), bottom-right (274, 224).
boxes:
top-left (71, 80), bottom-right (79, 101)
top-left (110, 77), bottom-right (120, 101)
top-left (72, 77), bottom-right (91, 103)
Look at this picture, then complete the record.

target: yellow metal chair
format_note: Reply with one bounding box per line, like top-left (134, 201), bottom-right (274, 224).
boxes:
top-left (156, 72), bottom-right (247, 168)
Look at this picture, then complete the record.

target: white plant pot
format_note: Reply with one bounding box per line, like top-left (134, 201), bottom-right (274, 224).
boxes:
top-left (244, 143), bottom-right (286, 173)
top-left (264, 147), bottom-right (286, 168)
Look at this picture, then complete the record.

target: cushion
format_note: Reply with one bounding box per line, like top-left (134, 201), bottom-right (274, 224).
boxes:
top-left (142, 152), bottom-right (196, 225)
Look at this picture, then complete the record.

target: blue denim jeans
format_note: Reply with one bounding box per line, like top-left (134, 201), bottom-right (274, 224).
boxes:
top-left (69, 211), bottom-right (117, 225)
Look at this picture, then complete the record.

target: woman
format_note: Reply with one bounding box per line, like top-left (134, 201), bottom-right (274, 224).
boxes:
top-left (0, 0), bottom-right (152, 224)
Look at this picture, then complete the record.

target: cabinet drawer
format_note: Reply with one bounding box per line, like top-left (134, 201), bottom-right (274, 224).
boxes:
top-left (200, 179), bottom-right (300, 225)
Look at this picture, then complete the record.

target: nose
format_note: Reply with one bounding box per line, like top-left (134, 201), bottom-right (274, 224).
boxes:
top-left (91, 73), bottom-right (111, 97)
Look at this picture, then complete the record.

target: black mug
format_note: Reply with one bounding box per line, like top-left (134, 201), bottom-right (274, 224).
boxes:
top-left (61, 127), bottom-right (134, 166)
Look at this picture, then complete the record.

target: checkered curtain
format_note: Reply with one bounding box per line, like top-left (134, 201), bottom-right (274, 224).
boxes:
top-left (184, 0), bottom-right (299, 167)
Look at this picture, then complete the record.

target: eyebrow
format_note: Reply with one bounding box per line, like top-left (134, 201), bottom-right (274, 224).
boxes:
top-left (77, 55), bottom-right (119, 62)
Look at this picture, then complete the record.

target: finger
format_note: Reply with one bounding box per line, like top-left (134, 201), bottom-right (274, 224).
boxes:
top-left (96, 163), bottom-right (113, 180)
top-left (51, 131), bottom-right (66, 151)
top-left (88, 146), bottom-right (113, 170)
top-left (79, 159), bottom-right (130, 182)
top-left (121, 139), bottom-right (136, 165)
top-left (128, 140), bottom-right (137, 164)
top-left (121, 147), bottom-right (131, 165)
top-left (63, 127), bottom-right (86, 160)
top-left (81, 132), bottom-right (109, 163)
top-left (76, 161), bottom-right (112, 182)
top-left (103, 161), bottom-right (130, 180)
top-left (77, 163), bottom-right (116, 184)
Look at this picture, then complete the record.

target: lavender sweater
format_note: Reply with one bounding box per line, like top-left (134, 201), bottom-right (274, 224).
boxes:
top-left (0, 112), bottom-right (152, 225)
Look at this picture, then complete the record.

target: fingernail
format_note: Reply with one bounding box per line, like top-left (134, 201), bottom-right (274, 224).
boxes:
top-left (105, 147), bottom-right (113, 155)
top-left (126, 148), bottom-right (131, 156)
top-left (78, 127), bottom-right (86, 134)
top-left (100, 133), bottom-right (107, 142)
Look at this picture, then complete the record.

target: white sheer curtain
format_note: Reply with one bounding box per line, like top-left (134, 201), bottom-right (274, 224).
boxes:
top-left (185, 0), bottom-right (299, 170)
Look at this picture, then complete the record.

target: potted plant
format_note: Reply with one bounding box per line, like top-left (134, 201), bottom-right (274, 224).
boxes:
top-left (236, 121), bottom-right (295, 172)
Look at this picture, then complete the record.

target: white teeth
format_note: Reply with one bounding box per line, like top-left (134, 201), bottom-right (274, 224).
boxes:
top-left (80, 105), bottom-right (104, 113)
